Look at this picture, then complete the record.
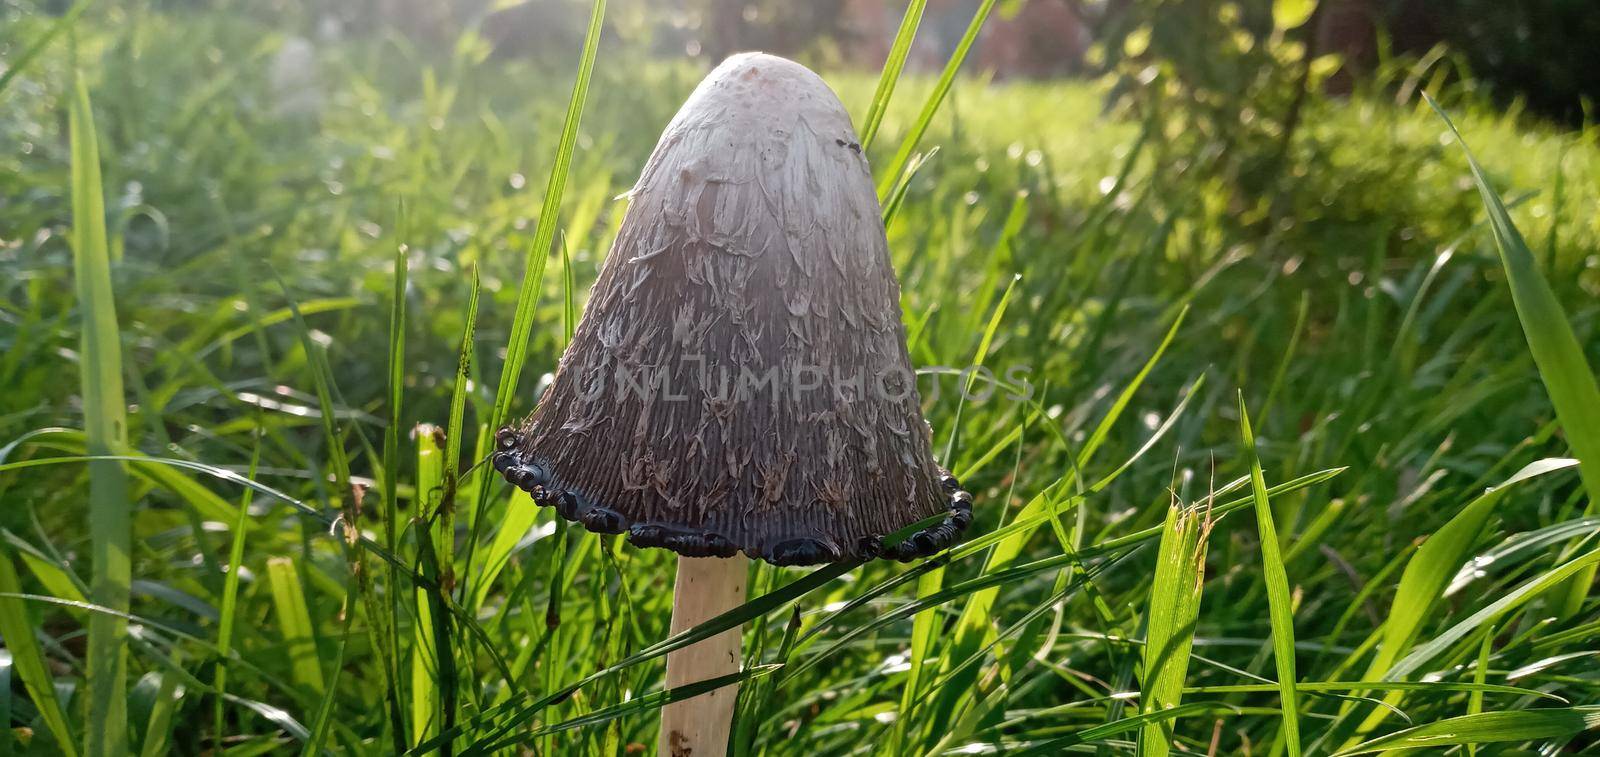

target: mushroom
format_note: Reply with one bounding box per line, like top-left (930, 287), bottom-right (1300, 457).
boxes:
top-left (493, 52), bottom-right (972, 756)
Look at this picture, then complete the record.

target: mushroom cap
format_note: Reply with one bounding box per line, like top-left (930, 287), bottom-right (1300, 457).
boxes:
top-left (494, 53), bottom-right (971, 565)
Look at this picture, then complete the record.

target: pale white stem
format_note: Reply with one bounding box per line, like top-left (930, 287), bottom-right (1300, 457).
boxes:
top-left (659, 556), bottom-right (748, 757)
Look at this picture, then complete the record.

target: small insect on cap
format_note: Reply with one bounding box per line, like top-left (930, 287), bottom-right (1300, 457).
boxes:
top-left (493, 53), bottom-right (971, 566)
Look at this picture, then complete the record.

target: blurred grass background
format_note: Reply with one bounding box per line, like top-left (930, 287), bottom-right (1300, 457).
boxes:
top-left (2, 0), bottom-right (1599, 754)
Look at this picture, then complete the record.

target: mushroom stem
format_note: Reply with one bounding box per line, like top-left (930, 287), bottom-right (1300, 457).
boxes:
top-left (659, 556), bottom-right (748, 757)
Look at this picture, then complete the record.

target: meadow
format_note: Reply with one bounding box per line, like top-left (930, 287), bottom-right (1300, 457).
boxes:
top-left (2, 2), bottom-right (1600, 755)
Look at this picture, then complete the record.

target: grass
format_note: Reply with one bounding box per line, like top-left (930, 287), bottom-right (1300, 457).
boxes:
top-left (1, 1), bottom-right (1599, 754)
top-left (1136, 497), bottom-right (1210, 756)
top-left (67, 38), bottom-right (132, 757)
top-left (1240, 396), bottom-right (1301, 755)
top-left (1425, 93), bottom-right (1600, 618)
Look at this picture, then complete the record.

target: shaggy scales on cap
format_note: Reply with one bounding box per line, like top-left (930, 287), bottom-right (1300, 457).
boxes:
top-left (493, 52), bottom-right (971, 566)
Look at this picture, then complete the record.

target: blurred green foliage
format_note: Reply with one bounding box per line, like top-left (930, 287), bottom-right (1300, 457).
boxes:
top-left (1088, 0), bottom-right (1342, 233)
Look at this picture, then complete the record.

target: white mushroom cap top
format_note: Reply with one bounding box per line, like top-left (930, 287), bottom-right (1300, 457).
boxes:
top-left (657, 52), bottom-right (867, 176)
top-left (494, 53), bottom-right (971, 566)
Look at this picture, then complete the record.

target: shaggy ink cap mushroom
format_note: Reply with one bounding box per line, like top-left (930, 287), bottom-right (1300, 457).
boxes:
top-left (493, 53), bottom-right (972, 566)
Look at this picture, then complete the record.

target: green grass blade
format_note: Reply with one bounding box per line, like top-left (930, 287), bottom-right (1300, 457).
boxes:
top-left (1239, 395), bottom-right (1302, 755)
top-left (434, 270), bottom-right (478, 744)
top-left (857, 0), bottom-right (926, 152)
top-left (1138, 501), bottom-right (1212, 757)
top-left (1190, 680), bottom-right (1557, 700)
top-left (875, 0), bottom-right (998, 200)
top-left (463, 666), bottom-right (781, 755)
top-left (0, 654), bottom-right (10, 754)
top-left (1425, 92), bottom-right (1600, 615)
top-left (939, 307), bottom-right (1189, 726)
top-left (227, 692), bottom-right (312, 744)
top-left (8, 428), bottom-right (239, 526)
top-left (277, 276), bottom-right (355, 495)
top-left (942, 272), bottom-right (1019, 460)
top-left (464, 0), bottom-right (606, 612)
top-left (470, 489), bottom-right (541, 611)
top-left (409, 559), bottom-right (861, 754)
top-left (1015, 703), bottom-right (1243, 756)
top-left (485, 0), bottom-right (605, 431)
top-left (0, 451), bottom-right (424, 588)
top-left (0, 550), bottom-right (78, 755)
top-left (900, 272), bottom-right (1019, 749)
top-left (879, 145), bottom-right (937, 226)
top-left (212, 443), bottom-right (258, 751)
top-left (1468, 623), bottom-right (1494, 756)
top-left (441, 268), bottom-right (479, 592)
top-left (70, 50), bottom-right (132, 757)
top-left (380, 223), bottom-right (411, 751)
top-left (1383, 546), bottom-right (1600, 683)
top-left (4, 533), bottom-right (87, 604)
top-left (733, 604), bottom-right (800, 754)
top-left (1335, 707), bottom-right (1600, 755)
top-left (889, 562), bottom-right (944, 752)
top-left (1344, 458), bottom-right (1580, 739)
top-left (1373, 458), bottom-right (1576, 677)
top-left (560, 233), bottom-right (576, 345)
top-left (784, 549), bottom-right (1133, 684)
top-left (135, 667), bottom-right (182, 757)
top-left (302, 608), bottom-right (356, 756)
top-left (265, 557), bottom-right (325, 694)
top-left (276, 277), bottom-right (402, 749)
top-left (411, 425), bottom-right (445, 749)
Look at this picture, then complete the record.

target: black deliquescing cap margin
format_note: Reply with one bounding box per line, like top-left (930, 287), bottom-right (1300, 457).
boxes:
top-left (491, 427), bottom-right (972, 567)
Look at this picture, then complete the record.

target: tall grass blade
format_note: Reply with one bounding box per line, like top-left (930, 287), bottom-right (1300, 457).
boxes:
top-left (875, 0), bottom-right (999, 200)
top-left (409, 559), bottom-right (861, 754)
top-left (897, 273), bottom-right (1018, 750)
top-left (935, 308), bottom-right (1188, 732)
top-left (463, 667), bottom-right (781, 755)
top-left (890, 564), bottom-right (945, 752)
top-left (1335, 707), bottom-right (1600, 754)
top-left (212, 443), bottom-right (259, 751)
top-left (1015, 702), bottom-right (1241, 756)
top-left (465, 0), bottom-right (606, 608)
top-left (857, 0), bottom-right (926, 152)
top-left (485, 0), bottom-right (605, 430)
top-left (135, 668), bottom-right (181, 757)
top-left (434, 270), bottom-right (479, 745)
top-left (277, 277), bottom-right (356, 496)
top-left (265, 557), bottom-right (325, 694)
top-left (1467, 623), bottom-right (1494, 756)
top-left (1383, 546), bottom-right (1600, 683)
top-left (1138, 500), bottom-right (1212, 756)
top-left (470, 490), bottom-right (542, 611)
top-left (70, 51), bottom-right (132, 757)
top-left (411, 425), bottom-right (446, 749)
top-left (0, 650), bottom-right (10, 754)
top-left (0, 450), bottom-right (423, 587)
top-left (879, 146), bottom-right (937, 226)
top-left (1426, 93), bottom-right (1600, 615)
top-left (303, 608), bottom-right (356, 756)
top-left (1344, 458), bottom-right (1579, 740)
top-left (1190, 680), bottom-right (1554, 699)
top-left (0, 550), bottom-right (78, 755)
top-left (441, 270), bottom-right (479, 595)
top-left (1239, 395), bottom-right (1302, 755)
top-left (278, 279), bottom-right (402, 748)
top-left (379, 222), bottom-right (411, 750)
